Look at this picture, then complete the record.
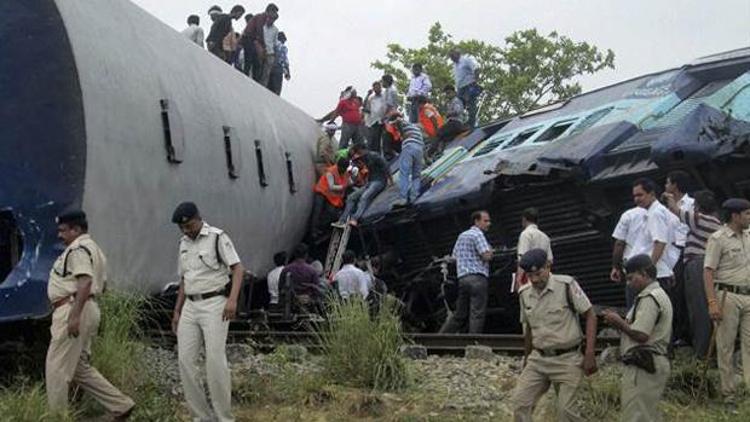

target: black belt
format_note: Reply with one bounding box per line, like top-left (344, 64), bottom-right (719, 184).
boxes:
top-left (716, 283), bottom-right (750, 296)
top-left (186, 287), bottom-right (228, 301)
top-left (534, 344), bottom-right (580, 357)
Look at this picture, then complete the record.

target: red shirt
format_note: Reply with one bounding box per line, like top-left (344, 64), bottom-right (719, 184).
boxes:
top-left (336, 98), bottom-right (363, 125)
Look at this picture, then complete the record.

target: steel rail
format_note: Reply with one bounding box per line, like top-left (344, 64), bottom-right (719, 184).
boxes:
top-left (146, 329), bottom-right (618, 355)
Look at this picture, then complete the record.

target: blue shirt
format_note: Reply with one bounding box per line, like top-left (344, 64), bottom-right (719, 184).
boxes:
top-left (453, 55), bottom-right (478, 89)
top-left (453, 226), bottom-right (491, 278)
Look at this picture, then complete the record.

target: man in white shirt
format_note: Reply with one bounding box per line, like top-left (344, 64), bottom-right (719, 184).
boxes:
top-left (363, 81), bottom-right (387, 155)
top-left (629, 178), bottom-right (680, 310)
top-left (406, 63), bottom-right (432, 123)
top-left (260, 13), bottom-right (279, 88)
top-left (181, 15), bottom-right (205, 48)
top-left (611, 206), bottom-right (648, 307)
top-left (514, 207), bottom-right (553, 291)
top-left (266, 251), bottom-right (287, 307)
top-left (333, 250), bottom-right (370, 300)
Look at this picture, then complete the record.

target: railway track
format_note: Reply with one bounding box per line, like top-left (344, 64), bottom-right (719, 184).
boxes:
top-left (146, 329), bottom-right (619, 355)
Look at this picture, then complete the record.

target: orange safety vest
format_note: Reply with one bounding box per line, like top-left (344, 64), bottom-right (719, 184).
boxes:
top-left (419, 103), bottom-right (444, 138)
top-left (313, 165), bottom-right (348, 208)
top-left (384, 122), bottom-right (402, 143)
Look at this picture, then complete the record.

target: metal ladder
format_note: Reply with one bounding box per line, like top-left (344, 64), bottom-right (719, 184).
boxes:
top-left (323, 223), bottom-right (352, 280)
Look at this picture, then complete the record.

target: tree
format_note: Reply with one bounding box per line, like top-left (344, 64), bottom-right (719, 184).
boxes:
top-left (372, 23), bottom-right (615, 123)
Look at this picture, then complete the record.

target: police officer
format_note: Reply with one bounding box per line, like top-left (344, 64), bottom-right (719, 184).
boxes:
top-left (511, 248), bottom-right (597, 422)
top-left (602, 254), bottom-right (673, 422)
top-left (703, 198), bottom-right (750, 406)
top-left (171, 202), bottom-right (244, 422)
top-left (46, 210), bottom-right (135, 419)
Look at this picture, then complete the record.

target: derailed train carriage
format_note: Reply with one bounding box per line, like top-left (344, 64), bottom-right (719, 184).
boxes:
top-left (0, 0), bottom-right (319, 326)
top-left (352, 48), bottom-right (750, 332)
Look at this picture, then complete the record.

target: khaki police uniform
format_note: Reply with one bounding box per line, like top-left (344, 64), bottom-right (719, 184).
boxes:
top-left (177, 222), bottom-right (240, 422)
top-left (511, 274), bottom-right (592, 422)
top-left (704, 225), bottom-right (750, 400)
top-left (620, 282), bottom-right (672, 422)
top-left (45, 234), bottom-right (135, 415)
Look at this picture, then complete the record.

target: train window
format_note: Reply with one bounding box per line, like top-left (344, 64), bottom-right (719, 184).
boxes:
top-left (534, 119), bottom-right (577, 143)
top-left (501, 127), bottom-right (540, 150)
top-left (569, 107), bottom-right (613, 135)
top-left (222, 126), bottom-right (240, 179)
top-left (254, 140), bottom-right (268, 187)
top-left (159, 99), bottom-right (185, 163)
top-left (472, 134), bottom-right (510, 157)
top-left (285, 152), bottom-right (297, 193)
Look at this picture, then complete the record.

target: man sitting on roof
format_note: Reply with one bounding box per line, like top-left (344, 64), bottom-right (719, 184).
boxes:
top-left (310, 157), bottom-right (350, 240)
top-left (432, 84), bottom-right (469, 159)
top-left (335, 143), bottom-right (390, 227)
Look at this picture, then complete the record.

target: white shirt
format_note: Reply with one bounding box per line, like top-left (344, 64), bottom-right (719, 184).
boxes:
top-left (630, 201), bottom-right (679, 278)
top-left (263, 24), bottom-right (278, 55)
top-left (383, 86), bottom-right (401, 112)
top-left (674, 194), bottom-right (695, 247)
top-left (178, 223), bottom-right (241, 295)
top-left (364, 93), bottom-right (387, 127)
top-left (334, 264), bottom-right (370, 299)
top-left (612, 207), bottom-right (648, 261)
top-left (517, 224), bottom-right (554, 263)
top-left (407, 73), bottom-right (432, 98)
top-left (181, 24), bottom-right (205, 48)
top-left (266, 265), bottom-right (284, 305)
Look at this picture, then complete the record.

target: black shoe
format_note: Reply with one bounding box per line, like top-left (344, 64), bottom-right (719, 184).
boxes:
top-left (113, 405), bottom-right (135, 421)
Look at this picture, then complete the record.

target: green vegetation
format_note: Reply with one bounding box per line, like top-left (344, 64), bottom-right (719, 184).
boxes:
top-left (372, 23), bottom-right (615, 123)
top-left (318, 296), bottom-right (410, 391)
top-left (574, 355), bottom-right (750, 422)
top-left (0, 379), bottom-right (77, 422)
top-left (0, 292), bottom-right (183, 422)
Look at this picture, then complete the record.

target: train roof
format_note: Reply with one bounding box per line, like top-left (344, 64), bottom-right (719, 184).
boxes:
top-left (362, 47), bottom-right (750, 224)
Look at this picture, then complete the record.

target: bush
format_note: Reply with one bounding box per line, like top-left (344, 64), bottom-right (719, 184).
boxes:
top-left (318, 296), bottom-right (410, 391)
top-left (665, 355), bottom-right (721, 404)
top-left (85, 292), bottom-right (182, 421)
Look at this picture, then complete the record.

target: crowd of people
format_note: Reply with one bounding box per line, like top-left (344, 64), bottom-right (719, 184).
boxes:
top-left (181, 4), bottom-right (291, 95)
top-left (309, 49), bottom-right (483, 236)
top-left (42, 177), bottom-right (749, 422)
top-left (440, 172), bottom-right (750, 420)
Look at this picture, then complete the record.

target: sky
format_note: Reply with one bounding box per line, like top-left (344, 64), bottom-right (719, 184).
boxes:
top-left (131, 0), bottom-right (750, 118)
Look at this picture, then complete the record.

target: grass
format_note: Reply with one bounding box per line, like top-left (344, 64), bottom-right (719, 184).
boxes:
top-left (0, 291), bottom-right (183, 421)
top-left (318, 296), bottom-right (411, 391)
top-left (573, 354), bottom-right (750, 422)
top-left (0, 378), bottom-right (78, 422)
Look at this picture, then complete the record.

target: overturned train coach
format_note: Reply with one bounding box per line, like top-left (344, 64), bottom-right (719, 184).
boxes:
top-left (0, 0), bottom-right (319, 323)
top-left (354, 48), bottom-right (750, 332)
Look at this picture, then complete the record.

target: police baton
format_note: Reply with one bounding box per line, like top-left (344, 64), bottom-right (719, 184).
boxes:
top-left (701, 289), bottom-right (728, 391)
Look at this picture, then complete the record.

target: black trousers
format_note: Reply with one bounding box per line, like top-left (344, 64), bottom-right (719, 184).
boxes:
top-left (367, 124), bottom-right (384, 155)
top-left (439, 274), bottom-right (488, 334)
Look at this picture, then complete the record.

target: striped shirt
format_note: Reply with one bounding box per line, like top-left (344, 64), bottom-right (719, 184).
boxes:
top-left (400, 122), bottom-right (424, 148)
top-left (679, 209), bottom-right (721, 259)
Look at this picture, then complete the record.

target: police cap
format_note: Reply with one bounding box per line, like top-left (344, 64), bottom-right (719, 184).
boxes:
top-left (519, 248), bottom-right (548, 272)
top-left (172, 202), bottom-right (199, 224)
top-left (721, 198), bottom-right (750, 213)
top-left (56, 210), bottom-right (87, 227)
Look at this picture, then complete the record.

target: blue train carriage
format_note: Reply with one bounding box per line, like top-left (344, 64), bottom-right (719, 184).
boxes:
top-left (0, 0), bottom-right (320, 324)
top-left (356, 48), bottom-right (750, 332)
